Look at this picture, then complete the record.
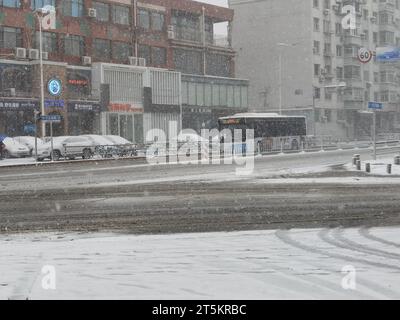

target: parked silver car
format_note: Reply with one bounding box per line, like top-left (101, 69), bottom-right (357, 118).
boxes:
top-left (35, 136), bottom-right (95, 161)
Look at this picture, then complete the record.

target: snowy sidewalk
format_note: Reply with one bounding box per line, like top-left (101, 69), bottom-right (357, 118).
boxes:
top-left (1, 227), bottom-right (399, 300)
top-left (345, 156), bottom-right (400, 176)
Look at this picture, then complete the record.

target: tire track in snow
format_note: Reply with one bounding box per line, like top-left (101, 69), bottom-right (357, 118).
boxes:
top-left (332, 228), bottom-right (400, 260)
top-left (275, 229), bottom-right (400, 298)
top-left (359, 228), bottom-right (400, 249)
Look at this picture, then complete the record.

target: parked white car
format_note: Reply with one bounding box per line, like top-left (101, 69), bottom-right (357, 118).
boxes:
top-left (14, 136), bottom-right (44, 156)
top-left (82, 135), bottom-right (137, 158)
top-left (2, 137), bottom-right (31, 158)
top-left (35, 136), bottom-right (95, 161)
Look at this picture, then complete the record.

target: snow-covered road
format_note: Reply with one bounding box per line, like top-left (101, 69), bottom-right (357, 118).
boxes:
top-left (1, 227), bottom-right (399, 300)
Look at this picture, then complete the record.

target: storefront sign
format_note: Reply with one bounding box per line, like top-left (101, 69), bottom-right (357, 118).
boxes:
top-left (0, 99), bottom-right (39, 111)
top-left (45, 99), bottom-right (65, 109)
top-left (108, 103), bottom-right (144, 113)
top-left (48, 78), bottom-right (62, 96)
top-left (68, 79), bottom-right (89, 86)
top-left (68, 101), bottom-right (101, 112)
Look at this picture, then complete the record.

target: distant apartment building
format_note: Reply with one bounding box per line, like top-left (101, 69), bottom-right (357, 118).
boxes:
top-left (229, 0), bottom-right (400, 139)
top-left (0, 0), bottom-right (248, 142)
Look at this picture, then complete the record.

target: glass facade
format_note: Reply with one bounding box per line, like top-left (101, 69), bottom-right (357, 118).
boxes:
top-left (182, 78), bottom-right (249, 110)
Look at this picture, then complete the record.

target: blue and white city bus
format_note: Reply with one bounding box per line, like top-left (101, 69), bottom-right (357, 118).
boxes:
top-left (218, 113), bottom-right (307, 153)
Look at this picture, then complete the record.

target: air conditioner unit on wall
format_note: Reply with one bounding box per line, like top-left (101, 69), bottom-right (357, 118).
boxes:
top-left (15, 47), bottom-right (26, 59)
top-left (42, 51), bottom-right (49, 60)
top-left (129, 56), bottom-right (138, 66)
top-left (88, 8), bottom-right (97, 18)
top-left (82, 56), bottom-right (92, 65)
top-left (28, 48), bottom-right (39, 60)
top-left (138, 58), bottom-right (146, 67)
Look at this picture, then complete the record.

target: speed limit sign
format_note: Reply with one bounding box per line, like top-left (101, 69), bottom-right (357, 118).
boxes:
top-left (358, 48), bottom-right (373, 64)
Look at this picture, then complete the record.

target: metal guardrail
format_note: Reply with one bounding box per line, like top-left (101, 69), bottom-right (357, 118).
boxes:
top-left (36, 138), bottom-right (400, 162)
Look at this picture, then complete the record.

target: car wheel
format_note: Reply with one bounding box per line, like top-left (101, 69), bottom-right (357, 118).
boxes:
top-left (37, 158), bottom-right (44, 162)
top-left (82, 149), bottom-right (92, 160)
top-left (3, 150), bottom-right (10, 159)
top-left (51, 150), bottom-right (61, 161)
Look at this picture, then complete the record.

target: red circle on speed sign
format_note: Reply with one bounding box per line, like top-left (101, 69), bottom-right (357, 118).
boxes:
top-left (358, 48), bottom-right (373, 64)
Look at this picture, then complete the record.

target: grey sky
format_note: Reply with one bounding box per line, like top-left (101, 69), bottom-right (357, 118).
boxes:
top-left (197, 0), bottom-right (229, 35)
top-left (198, 0), bottom-right (228, 7)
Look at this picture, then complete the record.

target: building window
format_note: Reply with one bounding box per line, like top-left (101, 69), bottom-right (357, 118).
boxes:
top-left (173, 48), bottom-right (202, 75)
top-left (336, 45), bottom-right (342, 57)
top-left (151, 47), bottom-right (167, 66)
top-left (313, 18), bottom-right (320, 32)
top-left (35, 31), bottom-right (57, 53)
top-left (138, 9), bottom-right (165, 31)
top-left (151, 12), bottom-right (165, 31)
top-left (93, 1), bottom-right (109, 22)
top-left (112, 41), bottom-right (131, 61)
top-left (63, 34), bottom-right (85, 56)
top-left (61, 0), bottom-right (84, 18)
top-left (138, 9), bottom-right (150, 29)
top-left (206, 53), bottom-right (231, 77)
top-left (314, 64), bottom-right (320, 76)
top-left (0, 26), bottom-right (22, 49)
top-left (112, 5), bottom-right (130, 25)
top-left (172, 11), bottom-right (201, 42)
top-left (31, 0), bottom-right (54, 10)
top-left (0, 0), bottom-right (20, 8)
top-left (93, 38), bottom-right (111, 60)
top-left (138, 44), bottom-right (151, 63)
top-left (313, 41), bottom-right (320, 54)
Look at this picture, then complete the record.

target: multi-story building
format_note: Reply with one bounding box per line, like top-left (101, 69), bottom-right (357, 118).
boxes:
top-left (0, 0), bottom-right (249, 142)
top-left (229, 0), bottom-right (400, 140)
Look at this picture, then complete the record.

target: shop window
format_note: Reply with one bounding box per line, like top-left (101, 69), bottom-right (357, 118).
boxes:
top-left (67, 70), bottom-right (91, 98)
top-left (0, 66), bottom-right (31, 93)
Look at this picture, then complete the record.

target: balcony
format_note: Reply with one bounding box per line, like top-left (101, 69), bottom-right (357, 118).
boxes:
top-left (343, 34), bottom-right (362, 46)
top-left (379, 1), bottom-right (395, 13)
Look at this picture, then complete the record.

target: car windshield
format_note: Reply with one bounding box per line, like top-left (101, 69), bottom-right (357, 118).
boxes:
top-left (1, 0), bottom-right (400, 304)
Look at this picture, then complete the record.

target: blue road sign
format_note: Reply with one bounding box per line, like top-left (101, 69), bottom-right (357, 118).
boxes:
top-left (376, 47), bottom-right (400, 62)
top-left (40, 115), bottom-right (62, 122)
top-left (368, 102), bottom-right (383, 110)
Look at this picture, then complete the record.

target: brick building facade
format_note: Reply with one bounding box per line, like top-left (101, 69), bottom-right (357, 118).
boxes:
top-left (0, 0), bottom-right (248, 141)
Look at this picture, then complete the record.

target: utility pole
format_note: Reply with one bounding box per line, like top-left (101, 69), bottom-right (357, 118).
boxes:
top-left (278, 53), bottom-right (282, 115)
top-left (35, 11), bottom-right (46, 138)
top-left (373, 110), bottom-right (377, 161)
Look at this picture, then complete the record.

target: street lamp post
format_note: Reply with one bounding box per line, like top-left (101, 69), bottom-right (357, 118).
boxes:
top-left (276, 42), bottom-right (300, 115)
top-left (34, 9), bottom-right (46, 138)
